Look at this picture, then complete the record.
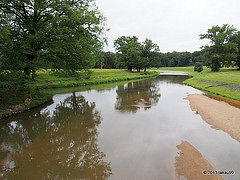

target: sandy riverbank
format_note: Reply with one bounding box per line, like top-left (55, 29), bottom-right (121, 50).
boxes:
top-left (175, 141), bottom-right (223, 180)
top-left (185, 94), bottom-right (240, 142)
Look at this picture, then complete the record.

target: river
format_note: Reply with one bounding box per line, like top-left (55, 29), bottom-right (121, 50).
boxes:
top-left (0, 75), bottom-right (239, 179)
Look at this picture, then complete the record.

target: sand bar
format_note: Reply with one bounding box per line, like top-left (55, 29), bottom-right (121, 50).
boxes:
top-left (186, 94), bottom-right (240, 142)
top-left (175, 141), bottom-right (223, 180)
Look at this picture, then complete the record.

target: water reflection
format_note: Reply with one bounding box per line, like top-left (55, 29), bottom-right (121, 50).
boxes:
top-left (1, 76), bottom-right (240, 179)
top-left (115, 80), bottom-right (161, 113)
top-left (158, 75), bottom-right (190, 84)
top-left (0, 93), bottom-right (111, 179)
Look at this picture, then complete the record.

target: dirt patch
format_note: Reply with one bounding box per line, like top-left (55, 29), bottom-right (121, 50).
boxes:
top-left (185, 94), bottom-right (240, 142)
top-left (175, 141), bottom-right (223, 180)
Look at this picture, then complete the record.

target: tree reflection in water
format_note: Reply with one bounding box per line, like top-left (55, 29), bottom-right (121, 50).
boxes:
top-left (115, 80), bottom-right (161, 113)
top-left (0, 93), bottom-right (111, 179)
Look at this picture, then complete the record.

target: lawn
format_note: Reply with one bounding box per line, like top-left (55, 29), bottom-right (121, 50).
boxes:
top-left (154, 66), bottom-right (240, 100)
top-left (34, 69), bottom-right (159, 89)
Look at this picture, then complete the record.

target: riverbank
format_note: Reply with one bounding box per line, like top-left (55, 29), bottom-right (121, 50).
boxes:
top-left (186, 94), bottom-right (240, 143)
top-left (0, 92), bottom-right (53, 120)
top-left (0, 69), bottom-right (159, 119)
top-left (155, 67), bottom-right (240, 100)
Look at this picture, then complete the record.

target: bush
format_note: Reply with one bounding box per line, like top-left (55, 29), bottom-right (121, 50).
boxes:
top-left (0, 71), bottom-right (34, 108)
top-left (194, 62), bottom-right (203, 72)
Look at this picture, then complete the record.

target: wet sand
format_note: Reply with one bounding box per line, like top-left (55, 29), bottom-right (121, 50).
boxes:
top-left (175, 141), bottom-right (223, 180)
top-left (186, 94), bottom-right (240, 142)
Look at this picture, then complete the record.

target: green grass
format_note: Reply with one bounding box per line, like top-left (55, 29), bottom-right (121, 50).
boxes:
top-left (154, 66), bottom-right (240, 100)
top-left (34, 69), bottom-right (159, 89)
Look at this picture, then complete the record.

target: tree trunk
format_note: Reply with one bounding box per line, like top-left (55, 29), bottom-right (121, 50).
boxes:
top-left (128, 66), bottom-right (132, 72)
top-left (72, 92), bottom-right (78, 109)
top-left (144, 67), bottom-right (146, 72)
top-left (31, 69), bottom-right (36, 81)
top-left (71, 69), bottom-right (75, 75)
top-left (24, 67), bottom-right (31, 76)
top-left (211, 59), bottom-right (220, 72)
top-left (236, 60), bottom-right (240, 70)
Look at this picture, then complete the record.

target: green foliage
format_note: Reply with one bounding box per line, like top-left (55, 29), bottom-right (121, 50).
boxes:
top-left (153, 51), bottom-right (193, 67)
top-left (141, 39), bottom-right (159, 71)
top-left (192, 50), bottom-right (205, 65)
top-left (95, 52), bottom-right (116, 69)
top-left (0, 0), bottom-right (106, 76)
top-left (230, 31), bottom-right (240, 70)
top-left (114, 36), bottom-right (142, 71)
top-left (97, 49), bottom-right (203, 69)
top-left (0, 71), bottom-right (33, 108)
top-left (100, 39), bottom-right (207, 70)
top-left (114, 36), bottom-right (159, 71)
top-left (194, 62), bottom-right (203, 72)
top-left (200, 24), bottom-right (238, 72)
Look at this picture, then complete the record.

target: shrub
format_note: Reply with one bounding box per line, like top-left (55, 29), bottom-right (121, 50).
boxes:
top-left (194, 62), bottom-right (203, 72)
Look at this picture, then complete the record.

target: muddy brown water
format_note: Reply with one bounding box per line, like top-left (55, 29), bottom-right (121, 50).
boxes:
top-left (0, 75), bottom-right (240, 179)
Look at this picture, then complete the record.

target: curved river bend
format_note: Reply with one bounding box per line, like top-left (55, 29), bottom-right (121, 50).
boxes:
top-left (0, 75), bottom-right (240, 179)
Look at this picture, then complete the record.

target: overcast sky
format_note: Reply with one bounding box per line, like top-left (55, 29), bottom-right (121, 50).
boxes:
top-left (96, 0), bottom-right (240, 53)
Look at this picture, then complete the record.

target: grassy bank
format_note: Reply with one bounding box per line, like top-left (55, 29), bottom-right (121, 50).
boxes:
top-left (34, 69), bottom-right (159, 89)
top-left (155, 66), bottom-right (240, 100)
top-left (0, 69), bottom-right (159, 119)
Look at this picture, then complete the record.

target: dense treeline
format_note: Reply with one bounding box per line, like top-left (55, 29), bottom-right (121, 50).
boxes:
top-left (95, 50), bottom-right (204, 69)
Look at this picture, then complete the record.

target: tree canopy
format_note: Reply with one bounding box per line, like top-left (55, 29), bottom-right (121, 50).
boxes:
top-left (114, 36), bottom-right (159, 72)
top-left (114, 36), bottom-right (142, 71)
top-left (141, 39), bottom-right (159, 71)
top-left (230, 31), bottom-right (240, 69)
top-left (0, 0), bottom-right (106, 77)
top-left (200, 24), bottom-right (238, 71)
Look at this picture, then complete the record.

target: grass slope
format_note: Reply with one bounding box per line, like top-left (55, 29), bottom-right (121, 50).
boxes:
top-left (155, 67), bottom-right (240, 100)
top-left (34, 69), bottom-right (159, 89)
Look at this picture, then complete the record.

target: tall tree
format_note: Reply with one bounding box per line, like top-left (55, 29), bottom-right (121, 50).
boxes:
top-left (141, 39), bottom-right (159, 72)
top-left (114, 36), bottom-right (141, 71)
top-left (0, 0), bottom-right (106, 78)
top-left (230, 31), bottom-right (240, 70)
top-left (200, 24), bottom-right (238, 72)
